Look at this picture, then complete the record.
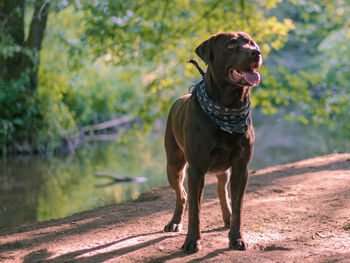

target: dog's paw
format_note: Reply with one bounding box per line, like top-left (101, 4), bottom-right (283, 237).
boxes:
top-left (164, 222), bottom-right (182, 232)
top-left (223, 219), bottom-right (231, 228)
top-left (229, 238), bottom-right (247, 251)
top-left (181, 238), bottom-right (201, 254)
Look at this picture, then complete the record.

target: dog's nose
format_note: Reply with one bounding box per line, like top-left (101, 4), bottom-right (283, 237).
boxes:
top-left (249, 49), bottom-right (261, 58)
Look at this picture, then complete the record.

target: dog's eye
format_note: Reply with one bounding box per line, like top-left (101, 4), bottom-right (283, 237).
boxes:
top-left (228, 43), bottom-right (236, 49)
top-left (249, 41), bottom-right (255, 47)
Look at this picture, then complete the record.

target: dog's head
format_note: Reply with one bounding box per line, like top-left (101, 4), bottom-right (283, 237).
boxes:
top-left (195, 32), bottom-right (262, 87)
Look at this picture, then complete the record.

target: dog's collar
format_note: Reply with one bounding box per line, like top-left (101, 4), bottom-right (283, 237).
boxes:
top-left (192, 80), bottom-right (251, 134)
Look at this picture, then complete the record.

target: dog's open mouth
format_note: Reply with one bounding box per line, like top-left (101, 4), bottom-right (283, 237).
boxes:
top-left (228, 63), bottom-right (260, 86)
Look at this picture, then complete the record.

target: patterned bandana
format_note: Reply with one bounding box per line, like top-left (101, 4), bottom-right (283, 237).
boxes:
top-left (192, 80), bottom-right (251, 134)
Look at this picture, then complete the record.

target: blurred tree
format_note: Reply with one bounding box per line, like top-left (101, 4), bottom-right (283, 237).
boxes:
top-left (0, 0), bottom-right (49, 89)
top-left (77, 0), bottom-right (294, 129)
top-left (260, 0), bottom-right (350, 149)
top-left (7, 0), bottom-right (348, 154)
top-left (0, 0), bottom-right (49, 153)
top-left (1, 0), bottom-right (294, 154)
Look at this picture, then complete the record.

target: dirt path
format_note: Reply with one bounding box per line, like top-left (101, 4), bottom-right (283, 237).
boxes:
top-left (1, 153), bottom-right (350, 262)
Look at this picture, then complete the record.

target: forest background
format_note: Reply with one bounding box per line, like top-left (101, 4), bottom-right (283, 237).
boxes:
top-left (1, 0), bottom-right (349, 155)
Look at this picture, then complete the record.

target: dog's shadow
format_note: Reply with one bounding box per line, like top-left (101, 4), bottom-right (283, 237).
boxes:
top-left (23, 231), bottom-right (171, 263)
top-left (147, 247), bottom-right (229, 263)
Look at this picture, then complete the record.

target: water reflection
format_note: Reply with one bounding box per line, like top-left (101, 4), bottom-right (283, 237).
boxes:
top-left (0, 158), bottom-right (43, 228)
top-left (0, 135), bottom-right (167, 229)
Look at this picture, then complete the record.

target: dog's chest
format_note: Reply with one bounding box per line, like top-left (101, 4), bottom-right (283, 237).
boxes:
top-left (207, 138), bottom-right (247, 173)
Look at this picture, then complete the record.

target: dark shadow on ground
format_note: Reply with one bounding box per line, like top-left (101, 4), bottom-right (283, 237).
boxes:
top-left (23, 231), bottom-right (172, 263)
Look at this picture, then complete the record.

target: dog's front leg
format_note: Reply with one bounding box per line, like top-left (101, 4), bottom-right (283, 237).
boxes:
top-left (182, 165), bottom-right (205, 254)
top-left (228, 163), bottom-right (249, 250)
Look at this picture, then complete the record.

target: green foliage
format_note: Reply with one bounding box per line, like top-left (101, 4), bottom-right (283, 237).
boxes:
top-left (77, 0), bottom-right (294, 131)
top-left (0, 73), bottom-right (41, 154)
top-left (0, 1), bottom-right (45, 154)
top-left (37, 7), bottom-right (147, 150)
top-left (262, 0), bottom-right (350, 147)
top-left (1, 0), bottom-right (349, 153)
top-left (32, 0), bottom-right (295, 151)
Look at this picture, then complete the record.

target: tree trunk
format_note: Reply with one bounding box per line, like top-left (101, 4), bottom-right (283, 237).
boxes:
top-left (0, 0), bottom-right (50, 153)
top-left (25, 0), bottom-right (50, 90)
top-left (0, 0), bottom-right (49, 90)
top-left (0, 0), bottom-right (25, 81)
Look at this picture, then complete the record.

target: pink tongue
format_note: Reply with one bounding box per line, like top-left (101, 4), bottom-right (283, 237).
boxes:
top-left (242, 71), bottom-right (260, 86)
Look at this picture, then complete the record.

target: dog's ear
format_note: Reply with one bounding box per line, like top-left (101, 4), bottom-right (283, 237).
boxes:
top-left (195, 35), bottom-right (217, 64)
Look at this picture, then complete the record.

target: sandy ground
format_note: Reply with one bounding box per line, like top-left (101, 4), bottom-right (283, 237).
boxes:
top-left (1, 153), bottom-right (350, 262)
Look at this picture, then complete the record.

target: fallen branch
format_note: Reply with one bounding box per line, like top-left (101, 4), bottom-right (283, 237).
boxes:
top-left (95, 172), bottom-right (148, 183)
top-left (66, 116), bottom-right (137, 152)
top-left (85, 134), bottom-right (122, 141)
top-left (81, 116), bottom-right (135, 133)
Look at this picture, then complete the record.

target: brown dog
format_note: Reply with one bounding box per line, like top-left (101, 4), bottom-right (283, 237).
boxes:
top-left (164, 32), bottom-right (262, 253)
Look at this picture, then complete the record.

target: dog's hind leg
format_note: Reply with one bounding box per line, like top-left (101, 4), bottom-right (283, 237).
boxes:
top-left (216, 170), bottom-right (232, 228)
top-left (164, 122), bottom-right (187, 232)
top-left (164, 160), bottom-right (187, 232)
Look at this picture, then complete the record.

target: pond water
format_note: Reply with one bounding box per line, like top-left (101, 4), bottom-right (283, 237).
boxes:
top-left (0, 111), bottom-right (343, 229)
top-left (0, 135), bottom-right (167, 229)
